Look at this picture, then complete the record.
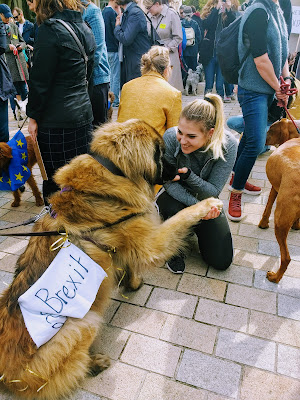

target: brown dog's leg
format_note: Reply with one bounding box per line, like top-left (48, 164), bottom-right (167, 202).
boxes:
top-left (88, 353), bottom-right (110, 376)
top-left (267, 223), bottom-right (291, 283)
top-left (26, 174), bottom-right (44, 206)
top-left (259, 187), bottom-right (278, 229)
top-left (11, 189), bottom-right (21, 207)
top-left (292, 218), bottom-right (300, 230)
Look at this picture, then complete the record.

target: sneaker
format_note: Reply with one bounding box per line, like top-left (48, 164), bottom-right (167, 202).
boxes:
top-left (227, 192), bottom-right (242, 221)
top-left (223, 96), bottom-right (231, 103)
top-left (230, 94), bottom-right (237, 101)
top-left (229, 174), bottom-right (262, 196)
top-left (166, 255), bottom-right (185, 274)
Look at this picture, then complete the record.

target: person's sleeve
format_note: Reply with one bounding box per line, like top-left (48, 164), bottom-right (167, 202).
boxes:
top-left (26, 25), bottom-right (58, 121)
top-left (0, 21), bottom-right (6, 55)
top-left (183, 135), bottom-right (238, 199)
top-left (85, 7), bottom-right (105, 76)
top-left (165, 12), bottom-right (182, 51)
top-left (166, 91), bottom-right (182, 130)
top-left (224, 9), bottom-right (237, 26)
top-left (17, 28), bottom-right (26, 50)
top-left (114, 10), bottom-right (144, 46)
top-left (202, 7), bottom-right (219, 32)
top-left (27, 22), bottom-right (35, 46)
top-left (243, 8), bottom-right (268, 58)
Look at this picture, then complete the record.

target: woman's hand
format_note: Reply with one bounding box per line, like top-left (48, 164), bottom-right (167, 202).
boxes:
top-left (172, 167), bottom-right (189, 181)
top-left (28, 118), bottom-right (38, 142)
top-left (115, 15), bottom-right (121, 26)
top-left (203, 206), bottom-right (220, 220)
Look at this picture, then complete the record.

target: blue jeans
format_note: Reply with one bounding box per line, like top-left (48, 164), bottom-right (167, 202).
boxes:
top-left (107, 52), bottom-right (120, 106)
top-left (0, 99), bottom-right (9, 142)
top-left (204, 55), bottom-right (224, 98)
top-left (224, 81), bottom-right (234, 97)
top-left (232, 87), bottom-right (273, 191)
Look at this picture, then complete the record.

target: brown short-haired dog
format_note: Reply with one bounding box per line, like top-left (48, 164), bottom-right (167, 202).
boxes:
top-left (0, 136), bottom-right (43, 207)
top-left (259, 118), bottom-right (300, 283)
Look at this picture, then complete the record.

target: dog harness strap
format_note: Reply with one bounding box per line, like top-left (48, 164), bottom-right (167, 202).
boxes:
top-left (81, 235), bottom-right (116, 253)
top-left (89, 152), bottom-right (125, 177)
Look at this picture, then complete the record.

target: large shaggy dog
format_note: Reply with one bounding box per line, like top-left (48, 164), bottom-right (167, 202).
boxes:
top-left (0, 119), bottom-right (222, 400)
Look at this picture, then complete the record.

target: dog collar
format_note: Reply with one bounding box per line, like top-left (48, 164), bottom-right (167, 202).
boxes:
top-left (89, 152), bottom-right (125, 177)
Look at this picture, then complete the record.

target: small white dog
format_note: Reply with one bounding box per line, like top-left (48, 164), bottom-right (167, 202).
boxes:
top-left (184, 69), bottom-right (199, 96)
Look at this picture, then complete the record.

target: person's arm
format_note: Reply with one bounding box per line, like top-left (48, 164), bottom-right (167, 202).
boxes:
top-left (202, 6), bottom-right (219, 32)
top-left (114, 8), bottom-right (144, 46)
top-left (0, 21), bottom-right (6, 55)
top-left (165, 11), bottom-right (182, 52)
top-left (166, 91), bottom-right (182, 130)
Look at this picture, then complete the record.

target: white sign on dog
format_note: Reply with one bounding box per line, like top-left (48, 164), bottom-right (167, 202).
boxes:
top-left (18, 242), bottom-right (107, 348)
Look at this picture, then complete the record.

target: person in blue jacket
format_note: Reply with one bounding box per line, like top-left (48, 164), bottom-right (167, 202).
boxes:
top-left (12, 7), bottom-right (34, 46)
top-left (114, 0), bottom-right (151, 88)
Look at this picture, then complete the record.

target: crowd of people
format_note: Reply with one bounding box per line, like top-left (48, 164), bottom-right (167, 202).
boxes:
top-left (0, 0), bottom-right (299, 273)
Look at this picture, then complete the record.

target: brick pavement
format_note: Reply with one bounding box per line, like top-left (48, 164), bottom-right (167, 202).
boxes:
top-left (0, 95), bottom-right (300, 400)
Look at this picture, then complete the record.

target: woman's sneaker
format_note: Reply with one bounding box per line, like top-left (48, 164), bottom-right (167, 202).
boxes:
top-left (229, 174), bottom-right (262, 195)
top-left (166, 255), bottom-right (185, 274)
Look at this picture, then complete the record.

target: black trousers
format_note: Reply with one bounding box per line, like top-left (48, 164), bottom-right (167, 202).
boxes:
top-left (156, 191), bottom-right (233, 270)
top-left (90, 82), bottom-right (109, 128)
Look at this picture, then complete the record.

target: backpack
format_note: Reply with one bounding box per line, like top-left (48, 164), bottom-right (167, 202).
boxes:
top-left (216, 15), bottom-right (250, 84)
top-left (184, 26), bottom-right (195, 46)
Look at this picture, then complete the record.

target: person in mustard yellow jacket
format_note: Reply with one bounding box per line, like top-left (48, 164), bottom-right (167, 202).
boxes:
top-left (117, 46), bottom-right (182, 136)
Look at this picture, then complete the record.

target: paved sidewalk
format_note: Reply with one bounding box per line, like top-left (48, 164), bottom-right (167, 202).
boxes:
top-left (0, 96), bottom-right (300, 400)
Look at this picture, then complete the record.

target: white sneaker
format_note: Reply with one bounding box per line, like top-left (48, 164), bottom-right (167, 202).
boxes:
top-left (223, 96), bottom-right (231, 103)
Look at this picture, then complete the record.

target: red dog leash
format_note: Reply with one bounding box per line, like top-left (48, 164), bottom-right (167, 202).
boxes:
top-left (278, 76), bottom-right (300, 134)
top-left (14, 48), bottom-right (29, 89)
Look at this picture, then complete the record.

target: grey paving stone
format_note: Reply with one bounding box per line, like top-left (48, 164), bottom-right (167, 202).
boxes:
top-left (215, 329), bottom-right (276, 371)
top-left (146, 287), bottom-right (198, 318)
top-left (68, 389), bottom-right (103, 399)
top-left (103, 299), bottom-right (120, 323)
top-left (176, 349), bottom-right (241, 399)
top-left (137, 372), bottom-right (206, 400)
top-left (160, 314), bottom-right (217, 354)
top-left (226, 283), bottom-right (277, 314)
top-left (278, 294), bottom-right (300, 321)
top-left (120, 333), bottom-right (181, 377)
top-left (278, 344), bottom-right (300, 379)
top-left (258, 239), bottom-right (300, 262)
top-left (143, 266), bottom-right (180, 289)
top-left (0, 270), bottom-right (13, 294)
top-left (185, 253), bottom-right (208, 276)
top-left (111, 303), bottom-right (167, 338)
top-left (195, 298), bottom-right (248, 332)
top-left (177, 274), bottom-right (226, 301)
top-left (254, 270), bottom-right (300, 299)
top-left (207, 264), bottom-right (253, 286)
top-left (111, 284), bottom-right (152, 306)
top-left (240, 367), bottom-right (300, 400)
top-left (248, 310), bottom-right (300, 347)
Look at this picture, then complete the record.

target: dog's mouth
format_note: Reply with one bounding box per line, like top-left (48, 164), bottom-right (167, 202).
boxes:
top-left (154, 157), bottom-right (177, 185)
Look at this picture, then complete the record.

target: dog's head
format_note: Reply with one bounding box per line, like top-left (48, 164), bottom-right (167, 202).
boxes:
top-left (266, 118), bottom-right (300, 146)
top-left (90, 119), bottom-right (177, 185)
top-left (0, 142), bottom-right (13, 174)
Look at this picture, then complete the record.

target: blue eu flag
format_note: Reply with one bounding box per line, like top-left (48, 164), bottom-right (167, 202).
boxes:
top-left (0, 131), bottom-right (31, 191)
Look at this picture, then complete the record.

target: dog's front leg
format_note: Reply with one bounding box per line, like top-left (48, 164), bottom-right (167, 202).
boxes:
top-left (259, 187), bottom-right (277, 229)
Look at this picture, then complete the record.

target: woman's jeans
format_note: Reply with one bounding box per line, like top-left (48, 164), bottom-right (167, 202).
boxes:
top-left (9, 81), bottom-right (28, 113)
top-left (107, 52), bottom-right (120, 106)
top-left (224, 81), bottom-right (234, 97)
top-left (0, 99), bottom-right (9, 142)
top-left (204, 55), bottom-right (224, 98)
top-left (156, 191), bottom-right (233, 270)
top-left (232, 87), bottom-right (274, 191)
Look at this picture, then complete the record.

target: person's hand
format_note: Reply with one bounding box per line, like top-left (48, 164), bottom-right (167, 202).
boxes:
top-left (27, 44), bottom-right (33, 51)
top-left (203, 206), bottom-right (220, 220)
top-left (115, 15), bottom-right (121, 26)
top-left (28, 118), bottom-right (38, 142)
top-left (172, 167), bottom-right (189, 181)
top-left (9, 44), bottom-right (17, 54)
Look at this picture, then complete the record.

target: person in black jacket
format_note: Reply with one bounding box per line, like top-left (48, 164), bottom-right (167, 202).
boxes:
top-left (0, 19), bottom-right (16, 142)
top-left (26, 0), bottom-right (95, 203)
top-left (114, 0), bottom-right (151, 89)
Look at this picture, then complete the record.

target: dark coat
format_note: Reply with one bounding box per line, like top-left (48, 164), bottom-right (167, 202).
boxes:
top-left (16, 20), bottom-right (35, 45)
top-left (26, 10), bottom-right (96, 129)
top-left (0, 20), bottom-right (16, 102)
top-left (114, 2), bottom-right (151, 87)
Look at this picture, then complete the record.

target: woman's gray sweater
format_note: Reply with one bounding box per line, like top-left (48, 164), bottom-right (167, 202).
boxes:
top-left (162, 127), bottom-right (238, 206)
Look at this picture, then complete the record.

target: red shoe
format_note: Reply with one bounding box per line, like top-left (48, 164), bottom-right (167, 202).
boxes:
top-left (229, 174), bottom-right (262, 196)
top-left (227, 192), bottom-right (242, 221)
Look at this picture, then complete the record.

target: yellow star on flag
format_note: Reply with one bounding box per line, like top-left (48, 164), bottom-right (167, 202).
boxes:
top-left (15, 172), bottom-right (24, 182)
top-left (7, 179), bottom-right (12, 186)
top-left (0, 177), bottom-right (3, 183)
top-left (22, 165), bottom-right (28, 172)
top-left (21, 152), bottom-right (27, 160)
top-left (16, 139), bottom-right (24, 148)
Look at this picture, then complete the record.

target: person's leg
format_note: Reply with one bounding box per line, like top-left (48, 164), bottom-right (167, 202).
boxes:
top-left (224, 81), bottom-right (234, 97)
top-left (90, 82), bottom-right (109, 128)
top-left (108, 52), bottom-right (120, 107)
top-left (203, 57), bottom-right (215, 94)
top-left (226, 115), bottom-right (244, 134)
top-left (194, 209), bottom-right (233, 270)
top-left (215, 58), bottom-right (224, 98)
top-left (19, 81), bottom-right (28, 100)
top-left (0, 99), bottom-right (9, 142)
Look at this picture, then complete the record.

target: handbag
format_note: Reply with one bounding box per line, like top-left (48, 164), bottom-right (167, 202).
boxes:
top-left (198, 30), bottom-right (213, 65)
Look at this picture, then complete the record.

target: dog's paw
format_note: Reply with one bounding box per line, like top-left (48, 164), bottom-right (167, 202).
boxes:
top-left (266, 270), bottom-right (282, 283)
top-left (11, 201), bottom-right (20, 207)
top-left (258, 219), bottom-right (269, 229)
top-left (35, 197), bottom-right (44, 207)
top-left (88, 353), bottom-right (110, 376)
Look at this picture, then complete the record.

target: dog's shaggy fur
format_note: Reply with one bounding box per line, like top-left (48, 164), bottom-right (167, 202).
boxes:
top-left (0, 119), bottom-right (222, 399)
top-left (0, 136), bottom-right (43, 207)
top-left (259, 119), bottom-right (300, 283)
top-left (184, 69), bottom-right (199, 96)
